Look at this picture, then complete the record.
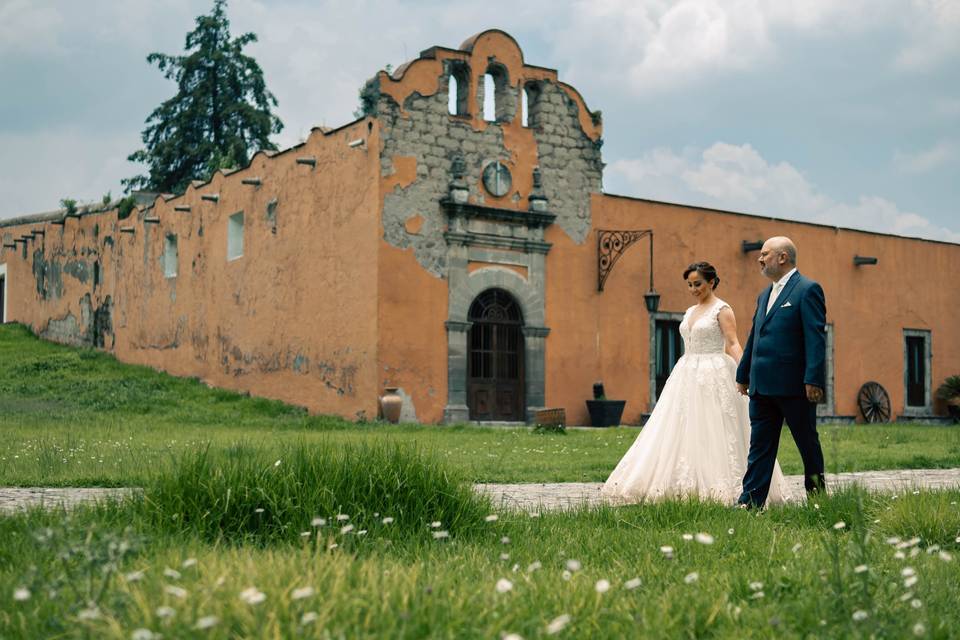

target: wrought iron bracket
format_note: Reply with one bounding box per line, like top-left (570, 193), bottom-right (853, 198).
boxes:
top-left (597, 229), bottom-right (653, 292)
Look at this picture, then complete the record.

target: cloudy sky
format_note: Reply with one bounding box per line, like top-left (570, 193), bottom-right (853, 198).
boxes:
top-left (1, 0), bottom-right (958, 241)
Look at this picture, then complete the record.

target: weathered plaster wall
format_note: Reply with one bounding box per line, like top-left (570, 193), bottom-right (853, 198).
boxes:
top-left (0, 212), bottom-right (116, 349)
top-left (546, 194), bottom-right (960, 424)
top-left (1, 120), bottom-right (382, 420)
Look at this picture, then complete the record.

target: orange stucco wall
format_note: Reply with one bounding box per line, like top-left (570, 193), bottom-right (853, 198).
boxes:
top-left (1, 119), bottom-right (383, 419)
top-left (543, 194), bottom-right (960, 424)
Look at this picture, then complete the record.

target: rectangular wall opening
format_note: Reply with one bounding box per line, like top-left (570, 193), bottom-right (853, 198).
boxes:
top-left (0, 263), bottom-right (6, 323)
top-left (649, 311), bottom-right (685, 409)
top-left (227, 212), bottom-right (244, 261)
top-left (164, 234), bottom-right (178, 278)
top-left (903, 328), bottom-right (932, 416)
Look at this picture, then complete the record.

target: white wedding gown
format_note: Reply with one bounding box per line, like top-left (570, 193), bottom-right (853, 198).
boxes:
top-left (602, 298), bottom-right (790, 505)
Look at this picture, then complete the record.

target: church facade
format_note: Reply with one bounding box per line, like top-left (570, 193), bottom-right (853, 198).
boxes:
top-left (2, 30), bottom-right (958, 425)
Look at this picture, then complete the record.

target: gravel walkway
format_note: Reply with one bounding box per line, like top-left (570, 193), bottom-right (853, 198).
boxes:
top-left (2, 468), bottom-right (959, 514)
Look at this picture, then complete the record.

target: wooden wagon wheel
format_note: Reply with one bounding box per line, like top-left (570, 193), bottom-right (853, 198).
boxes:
top-left (857, 381), bottom-right (891, 423)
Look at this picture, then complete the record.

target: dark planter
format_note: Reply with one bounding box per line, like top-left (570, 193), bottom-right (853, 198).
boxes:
top-left (586, 400), bottom-right (626, 427)
top-left (948, 403), bottom-right (960, 424)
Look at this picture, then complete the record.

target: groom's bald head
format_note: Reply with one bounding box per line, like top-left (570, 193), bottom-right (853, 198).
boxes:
top-left (759, 236), bottom-right (797, 280)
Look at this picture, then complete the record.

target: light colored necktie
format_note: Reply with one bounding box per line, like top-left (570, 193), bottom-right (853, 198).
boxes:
top-left (766, 282), bottom-right (783, 314)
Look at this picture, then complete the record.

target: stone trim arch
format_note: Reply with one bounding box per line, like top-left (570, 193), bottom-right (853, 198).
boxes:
top-left (445, 267), bottom-right (548, 424)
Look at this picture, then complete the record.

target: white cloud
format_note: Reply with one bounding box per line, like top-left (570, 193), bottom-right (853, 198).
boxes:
top-left (893, 0), bottom-right (960, 71)
top-left (609, 142), bottom-right (960, 242)
top-left (893, 141), bottom-right (955, 173)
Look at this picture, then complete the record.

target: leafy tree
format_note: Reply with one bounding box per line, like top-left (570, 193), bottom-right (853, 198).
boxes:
top-left (123, 0), bottom-right (283, 194)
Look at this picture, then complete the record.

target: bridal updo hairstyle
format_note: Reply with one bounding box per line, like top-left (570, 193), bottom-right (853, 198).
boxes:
top-left (683, 261), bottom-right (720, 290)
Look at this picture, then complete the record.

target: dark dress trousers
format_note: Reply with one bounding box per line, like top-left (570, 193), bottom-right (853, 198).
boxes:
top-left (736, 271), bottom-right (827, 507)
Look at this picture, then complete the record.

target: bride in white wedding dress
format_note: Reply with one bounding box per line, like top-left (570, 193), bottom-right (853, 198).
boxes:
top-left (602, 262), bottom-right (790, 505)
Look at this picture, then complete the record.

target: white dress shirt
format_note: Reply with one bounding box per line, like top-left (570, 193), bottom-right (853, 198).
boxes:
top-left (766, 267), bottom-right (797, 314)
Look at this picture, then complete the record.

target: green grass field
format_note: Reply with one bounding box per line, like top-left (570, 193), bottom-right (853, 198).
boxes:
top-left (1, 324), bottom-right (959, 638)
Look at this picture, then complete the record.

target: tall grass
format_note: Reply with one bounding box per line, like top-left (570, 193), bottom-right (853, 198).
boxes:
top-left (138, 441), bottom-right (493, 546)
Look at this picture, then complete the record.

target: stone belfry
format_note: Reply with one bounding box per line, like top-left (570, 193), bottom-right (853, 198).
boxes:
top-left (360, 29), bottom-right (604, 422)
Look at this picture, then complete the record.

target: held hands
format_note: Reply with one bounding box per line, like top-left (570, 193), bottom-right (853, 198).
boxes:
top-left (805, 384), bottom-right (824, 404)
top-left (736, 382), bottom-right (749, 396)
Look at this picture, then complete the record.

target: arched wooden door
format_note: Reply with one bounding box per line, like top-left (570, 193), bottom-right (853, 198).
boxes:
top-left (467, 289), bottom-right (524, 421)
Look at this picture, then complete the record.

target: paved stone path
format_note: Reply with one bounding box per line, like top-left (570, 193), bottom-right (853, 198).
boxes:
top-left (2, 468), bottom-right (959, 514)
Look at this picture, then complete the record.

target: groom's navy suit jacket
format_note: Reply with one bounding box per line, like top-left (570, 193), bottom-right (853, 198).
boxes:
top-left (736, 271), bottom-right (827, 397)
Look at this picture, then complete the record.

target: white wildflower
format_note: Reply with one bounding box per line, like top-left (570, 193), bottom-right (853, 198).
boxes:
top-left (501, 536), bottom-right (511, 545)
top-left (911, 599), bottom-right (923, 609)
top-left (239, 587), bottom-right (266, 605)
top-left (300, 531), bottom-right (311, 538)
top-left (155, 606), bottom-right (175, 619)
top-left (433, 530), bottom-right (450, 540)
top-left (357, 529), bottom-right (367, 536)
top-left (660, 546), bottom-right (674, 558)
top-left (813, 503), bottom-right (820, 510)
top-left (910, 547), bottom-right (921, 558)
top-left (904, 576), bottom-right (919, 588)
top-left (854, 565), bottom-right (868, 574)
top-left (495, 578), bottom-right (513, 594)
top-left (13, 588), bottom-right (30, 602)
top-left (833, 521), bottom-right (846, 530)
top-left (340, 524), bottom-right (354, 535)
top-left (78, 607), bottom-right (101, 620)
top-left (527, 561), bottom-right (542, 573)
top-left (913, 622), bottom-right (926, 636)
top-left (164, 585), bottom-right (188, 599)
top-left (503, 634), bottom-right (524, 640)
top-left (684, 572), bottom-right (699, 584)
top-left (595, 579), bottom-right (610, 593)
top-left (124, 570), bottom-right (145, 582)
top-left (900, 591), bottom-right (914, 602)
top-left (163, 567), bottom-right (182, 580)
top-left (254, 508), bottom-right (264, 514)
top-left (336, 514), bottom-right (349, 521)
top-left (301, 612), bottom-right (318, 625)
top-left (328, 543), bottom-right (338, 550)
top-left (926, 545), bottom-right (940, 554)
top-left (382, 517), bottom-right (394, 525)
top-left (902, 567), bottom-right (916, 577)
top-left (751, 591), bottom-right (765, 599)
top-left (886, 536), bottom-right (901, 545)
top-left (500, 553), bottom-right (510, 561)
top-left (194, 615), bottom-right (219, 630)
top-left (939, 551), bottom-right (954, 562)
top-left (485, 514), bottom-right (499, 522)
top-left (695, 532), bottom-right (715, 545)
top-left (749, 581), bottom-right (763, 591)
top-left (566, 559), bottom-right (581, 572)
top-left (682, 533), bottom-right (693, 541)
top-left (274, 459), bottom-right (281, 467)
top-left (311, 517), bottom-right (327, 527)
top-left (894, 551), bottom-right (906, 560)
top-left (291, 587), bottom-right (314, 600)
top-left (852, 610), bottom-right (868, 621)
top-left (791, 543), bottom-right (802, 554)
top-left (624, 578), bottom-right (642, 590)
top-left (546, 614), bottom-right (571, 635)
top-left (182, 558), bottom-right (197, 568)
top-left (727, 528), bottom-right (735, 535)
top-left (562, 570), bottom-right (572, 581)
top-left (131, 629), bottom-right (155, 640)
top-left (430, 521), bottom-right (442, 528)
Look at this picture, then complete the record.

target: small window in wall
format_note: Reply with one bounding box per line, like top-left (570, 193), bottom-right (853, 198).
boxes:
top-left (482, 73), bottom-right (496, 122)
top-left (521, 88), bottom-right (529, 127)
top-left (164, 234), bottom-right (178, 278)
top-left (227, 212), bottom-right (244, 261)
top-left (0, 267), bottom-right (6, 324)
top-left (649, 312), bottom-right (685, 407)
top-left (816, 323), bottom-right (835, 417)
top-left (904, 329), bottom-right (932, 413)
top-left (447, 62), bottom-right (469, 116)
top-left (523, 82), bottom-right (542, 129)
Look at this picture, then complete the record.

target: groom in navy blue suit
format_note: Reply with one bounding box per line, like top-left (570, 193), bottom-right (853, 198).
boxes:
top-left (736, 236), bottom-right (827, 508)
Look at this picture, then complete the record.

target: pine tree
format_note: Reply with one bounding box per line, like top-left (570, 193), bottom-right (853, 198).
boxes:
top-left (123, 0), bottom-right (283, 194)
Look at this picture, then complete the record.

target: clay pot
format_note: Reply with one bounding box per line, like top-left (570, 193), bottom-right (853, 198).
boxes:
top-left (380, 387), bottom-right (402, 424)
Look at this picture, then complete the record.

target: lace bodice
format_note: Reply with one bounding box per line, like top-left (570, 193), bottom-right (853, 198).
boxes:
top-left (680, 298), bottom-right (729, 355)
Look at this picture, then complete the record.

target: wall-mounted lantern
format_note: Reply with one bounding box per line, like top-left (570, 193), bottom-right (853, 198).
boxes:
top-left (742, 240), bottom-right (763, 253)
top-left (597, 229), bottom-right (659, 313)
top-left (854, 255), bottom-right (878, 266)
